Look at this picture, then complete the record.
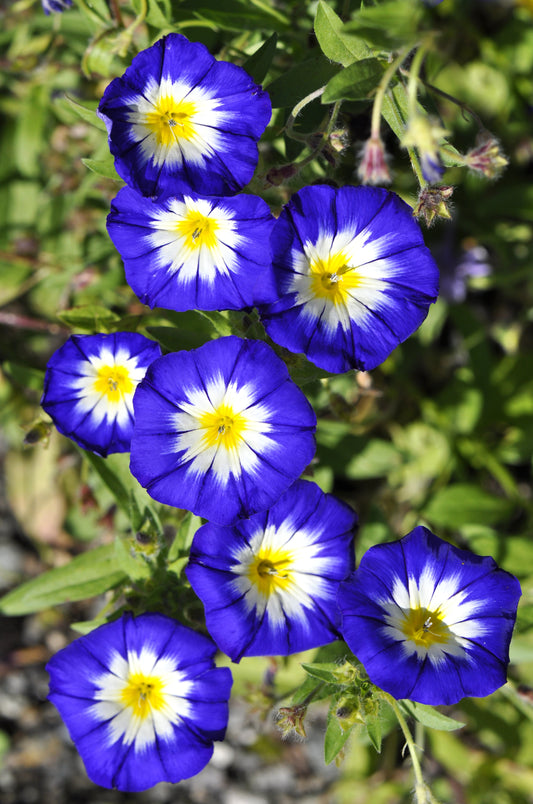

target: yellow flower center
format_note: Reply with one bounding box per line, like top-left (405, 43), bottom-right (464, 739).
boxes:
top-left (176, 210), bottom-right (220, 250)
top-left (93, 366), bottom-right (134, 403)
top-left (401, 606), bottom-right (451, 649)
top-left (144, 96), bottom-right (197, 148)
top-left (309, 251), bottom-right (361, 304)
top-left (120, 672), bottom-right (166, 720)
top-left (199, 403), bottom-right (247, 451)
top-left (247, 547), bottom-right (293, 598)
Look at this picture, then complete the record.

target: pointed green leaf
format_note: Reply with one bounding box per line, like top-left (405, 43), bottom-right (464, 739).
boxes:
top-left (81, 156), bottom-right (121, 181)
top-left (401, 701), bottom-right (465, 732)
top-left (242, 34), bottom-right (278, 84)
top-left (61, 95), bottom-right (107, 131)
top-left (364, 711), bottom-right (382, 752)
top-left (322, 58), bottom-right (384, 103)
top-left (315, 1), bottom-right (370, 67)
top-left (0, 545), bottom-right (126, 616)
top-left (381, 82), bottom-right (409, 140)
top-left (57, 305), bottom-right (121, 332)
top-left (301, 662), bottom-right (341, 684)
top-left (423, 483), bottom-right (514, 529)
top-left (266, 54), bottom-right (340, 108)
top-left (325, 697), bottom-right (357, 764)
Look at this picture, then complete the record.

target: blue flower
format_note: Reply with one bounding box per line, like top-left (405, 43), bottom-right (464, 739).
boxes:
top-left (98, 34), bottom-right (271, 200)
top-left (337, 526), bottom-right (521, 705)
top-left (107, 186), bottom-right (277, 312)
top-left (186, 479), bottom-right (357, 660)
top-left (41, 332), bottom-right (161, 456)
top-left (47, 613), bottom-right (232, 792)
top-left (129, 336), bottom-right (317, 525)
top-left (42, 0), bottom-right (72, 13)
top-left (259, 185), bottom-right (439, 374)
top-left (420, 151), bottom-right (446, 184)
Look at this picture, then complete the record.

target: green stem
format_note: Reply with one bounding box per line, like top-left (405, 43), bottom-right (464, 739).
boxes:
top-left (370, 48), bottom-right (410, 140)
top-left (285, 86), bottom-right (327, 143)
top-left (407, 146), bottom-right (426, 188)
top-left (117, 0), bottom-right (148, 57)
top-left (386, 696), bottom-right (441, 804)
top-left (407, 41), bottom-right (431, 119)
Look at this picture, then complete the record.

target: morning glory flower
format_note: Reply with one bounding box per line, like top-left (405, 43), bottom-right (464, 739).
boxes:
top-left (106, 186), bottom-right (277, 312)
top-left (258, 185), bottom-right (439, 374)
top-left (186, 479), bottom-right (357, 660)
top-left (337, 526), bottom-right (521, 705)
top-left (41, 332), bottom-right (161, 457)
top-left (42, 0), bottom-right (71, 12)
top-left (98, 33), bottom-right (272, 199)
top-left (129, 336), bottom-right (317, 525)
top-left (47, 613), bottom-right (232, 792)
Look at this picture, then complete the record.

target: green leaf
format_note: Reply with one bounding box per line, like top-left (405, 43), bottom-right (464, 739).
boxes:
top-left (322, 58), bottom-right (384, 103)
top-left (423, 484), bottom-right (514, 529)
top-left (381, 82), bottom-right (409, 140)
top-left (324, 696), bottom-right (357, 764)
top-left (83, 452), bottom-right (142, 526)
top-left (364, 710), bottom-right (382, 752)
top-left (242, 33), bottom-right (278, 84)
top-left (345, 439), bottom-right (401, 479)
top-left (61, 95), bottom-right (107, 131)
top-left (0, 261), bottom-right (35, 306)
top-left (81, 156), bottom-right (121, 181)
top-left (265, 54), bottom-right (341, 108)
top-left (57, 305), bottom-right (121, 332)
top-left (114, 537), bottom-right (151, 582)
top-left (2, 362), bottom-right (45, 394)
top-left (145, 0), bottom-right (170, 27)
top-left (315, 1), bottom-right (370, 67)
top-left (401, 701), bottom-right (465, 732)
top-left (344, 3), bottom-right (422, 49)
top-left (0, 545), bottom-right (126, 616)
top-left (301, 662), bottom-right (342, 685)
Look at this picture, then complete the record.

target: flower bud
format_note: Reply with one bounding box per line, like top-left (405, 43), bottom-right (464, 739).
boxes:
top-left (266, 163), bottom-right (299, 186)
top-left (357, 136), bottom-right (392, 185)
top-left (465, 136), bottom-right (508, 178)
top-left (413, 185), bottom-right (454, 226)
top-left (276, 705), bottom-right (307, 739)
top-left (402, 116), bottom-right (448, 184)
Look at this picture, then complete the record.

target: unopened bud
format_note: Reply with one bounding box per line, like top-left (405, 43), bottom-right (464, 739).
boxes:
top-left (265, 163), bottom-right (299, 186)
top-left (402, 116), bottom-right (448, 184)
top-left (357, 136), bottom-right (391, 185)
top-left (413, 185), bottom-right (454, 226)
top-left (276, 704), bottom-right (307, 739)
top-left (23, 420), bottom-right (52, 447)
top-left (465, 135), bottom-right (508, 178)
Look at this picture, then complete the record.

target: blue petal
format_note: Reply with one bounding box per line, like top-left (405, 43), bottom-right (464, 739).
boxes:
top-left (260, 185), bottom-right (439, 373)
top-left (98, 33), bottom-right (271, 199)
top-left (338, 527), bottom-right (521, 705)
top-left (187, 480), bottom-right (357, 659)
top-left (130, 337), bottom-right (317, 524)
top-left (107, 187), bottom-right (276, 311)
top-left (41, 333), bottom-right (161, 456)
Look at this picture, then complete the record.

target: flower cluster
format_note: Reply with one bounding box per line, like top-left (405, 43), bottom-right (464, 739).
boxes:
top-left (41, 32), bottom-right (521, 795)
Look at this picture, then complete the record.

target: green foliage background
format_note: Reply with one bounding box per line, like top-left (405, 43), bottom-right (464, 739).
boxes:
top-left (1, 0), bottom-right (533, 801)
